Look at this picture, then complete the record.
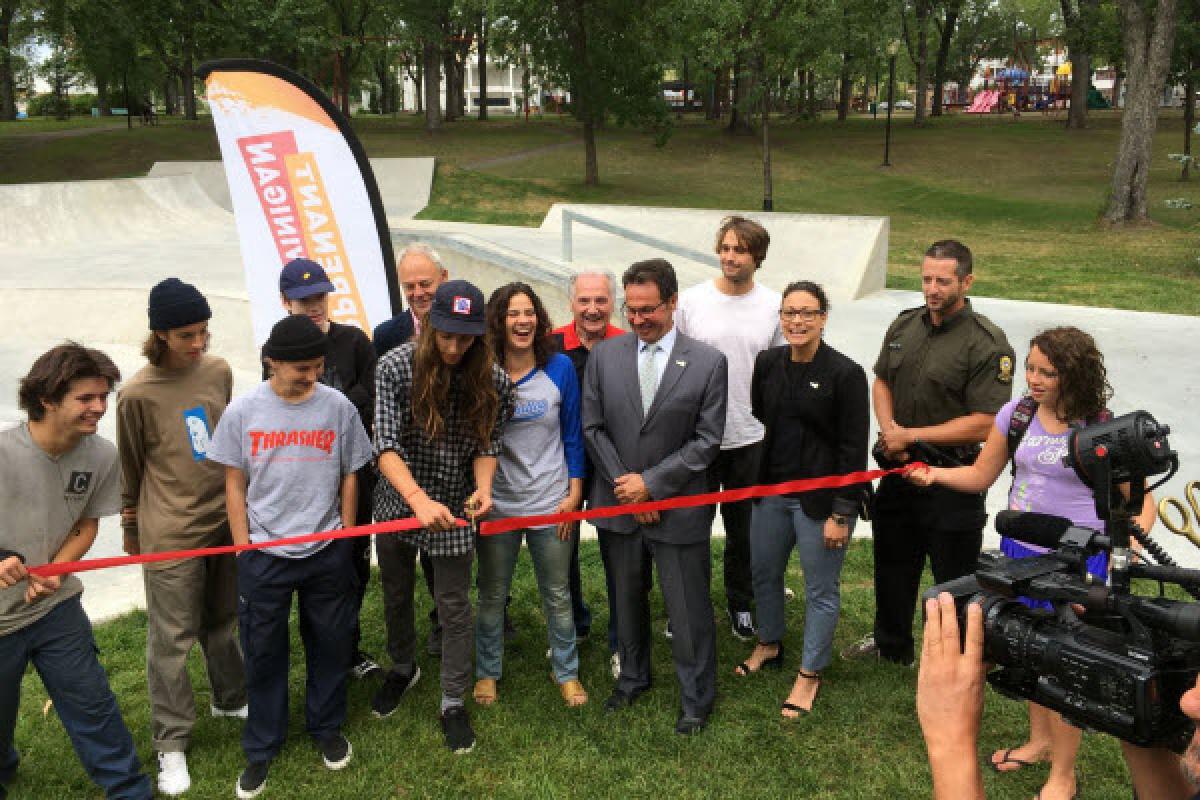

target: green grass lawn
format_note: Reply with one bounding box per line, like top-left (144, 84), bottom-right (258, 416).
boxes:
top-left (2, 111), bottom-right (1198, 315)
top-left (7, 541), bottom-right (1139, 799)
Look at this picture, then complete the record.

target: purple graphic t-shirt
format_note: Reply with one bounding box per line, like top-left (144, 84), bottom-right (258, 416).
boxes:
top-left (994, 398), bottom-right (1109, 601)
top-left (995, 398), bottom-right (1106, 553)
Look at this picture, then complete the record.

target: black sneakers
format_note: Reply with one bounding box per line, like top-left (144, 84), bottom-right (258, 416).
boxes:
top-left (371, 666), bottom-right (421, 718)
top-left (730, 611), bottom-right (757, 641)
top-left (319, 734), bottom-right (353, 770)
top-left (235, 761), bottom-right (270, 799)
top-left (440, 706), bottom-right (476, 754)
top-left (349, 650), bottom-right (383, 680)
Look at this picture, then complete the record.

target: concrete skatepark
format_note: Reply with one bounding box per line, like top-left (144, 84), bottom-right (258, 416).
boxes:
top-left (1, 157), bottom-right (1197, 622)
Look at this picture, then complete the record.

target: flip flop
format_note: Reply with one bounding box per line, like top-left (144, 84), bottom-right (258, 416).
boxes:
top-left (989, 748), bottom-right (1042, 773)
top-left (780, 702), bottom-right (809, 719)
top-left (557, 678), bottom-right (588, 707)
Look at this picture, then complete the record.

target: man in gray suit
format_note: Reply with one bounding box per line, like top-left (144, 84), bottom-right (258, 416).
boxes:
top-left (582, 258), bottom-right (728, 734)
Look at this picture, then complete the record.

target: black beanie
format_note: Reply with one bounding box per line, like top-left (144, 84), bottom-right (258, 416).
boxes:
top-left (148, 278), bottom-right (212, 331)
top-left (262, 315), bottom-right (329, 362)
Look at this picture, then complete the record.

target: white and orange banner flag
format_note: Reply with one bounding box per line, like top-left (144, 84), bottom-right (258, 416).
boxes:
top-left (199, 59), bottom-right (397, 345)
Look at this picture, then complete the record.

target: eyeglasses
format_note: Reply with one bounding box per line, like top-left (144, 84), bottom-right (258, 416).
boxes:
top-left (621, 301), bottom-right (667, 318)
top-left (779, 309), bottom-right (824, 322)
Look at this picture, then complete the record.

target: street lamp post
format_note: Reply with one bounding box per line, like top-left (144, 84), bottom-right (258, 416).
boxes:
top-left (883, 40), bottom-right (900, 167)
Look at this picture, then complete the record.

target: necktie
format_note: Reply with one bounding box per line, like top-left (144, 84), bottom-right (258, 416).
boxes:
top-left (639, 343), bottom-right (660, 417)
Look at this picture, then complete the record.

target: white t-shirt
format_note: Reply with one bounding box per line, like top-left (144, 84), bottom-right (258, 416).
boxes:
top-left (675, 280), bottom-right (784, 449)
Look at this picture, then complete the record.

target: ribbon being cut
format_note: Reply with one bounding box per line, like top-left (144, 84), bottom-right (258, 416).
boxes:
top-left (27, 465), bottom-right (918, 578)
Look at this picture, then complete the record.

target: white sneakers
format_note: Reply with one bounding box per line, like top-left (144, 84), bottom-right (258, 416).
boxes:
top-left (157, 751), bottom-right (191, 796)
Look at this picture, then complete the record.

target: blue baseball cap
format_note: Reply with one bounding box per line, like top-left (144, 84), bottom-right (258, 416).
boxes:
top-left (279, 258), bottom-right (336, 300)
top-left (429, 280), bottom-right (486, 336)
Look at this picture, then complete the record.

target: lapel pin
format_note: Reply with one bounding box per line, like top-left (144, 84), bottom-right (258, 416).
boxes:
top-left (676, 360), bottom-right (687, 367)
top-left (810, 382), bottom-right (820, 389)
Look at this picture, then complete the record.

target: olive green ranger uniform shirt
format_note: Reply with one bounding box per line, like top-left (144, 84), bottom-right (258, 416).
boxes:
top-left (873, 298), bottom-right (1015, 432)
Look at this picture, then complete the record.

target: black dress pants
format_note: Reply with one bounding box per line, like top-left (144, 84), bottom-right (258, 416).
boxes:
top-left (870, 476), bottom-right (985, 665)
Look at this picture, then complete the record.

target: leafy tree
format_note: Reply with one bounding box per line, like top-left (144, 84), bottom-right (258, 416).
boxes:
top-left (504, 0), bottom-right (668, 185)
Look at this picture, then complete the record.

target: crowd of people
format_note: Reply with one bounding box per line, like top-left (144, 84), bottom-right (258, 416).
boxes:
top-left (0, 217), bottom-right (1196, 800)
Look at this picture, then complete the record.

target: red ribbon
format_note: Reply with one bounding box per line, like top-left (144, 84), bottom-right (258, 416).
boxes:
top-left (26, 464), bottom-right (920, 578)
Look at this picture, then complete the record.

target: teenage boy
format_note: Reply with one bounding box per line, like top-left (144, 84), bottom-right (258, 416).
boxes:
top-left (209, 315), bottom-right (373, 799)
top-left (117, 278), bottom-right (247, 796)
top-left (274, 258), bottom-right (380, 679)
top-left (0, 343), bottom-right (152, 800)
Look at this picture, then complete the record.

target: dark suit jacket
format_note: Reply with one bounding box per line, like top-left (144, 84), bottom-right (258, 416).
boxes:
top-left (582, 329), bottom-right (727, 544)
top-left (373, 309), bottom-right (416, 358)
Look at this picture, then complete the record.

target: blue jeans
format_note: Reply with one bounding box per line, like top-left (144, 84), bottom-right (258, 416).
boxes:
top-left (751, 496), bottom-right (851, 673)
top-left (475, 526), bottom-right (579, 683)
top-left (0, 596), bottom-right (152, 799)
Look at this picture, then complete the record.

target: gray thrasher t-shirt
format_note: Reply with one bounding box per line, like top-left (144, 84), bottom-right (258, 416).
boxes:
top-left (207, 382), bottom-right (372, 558)
top-left (0, 424), bottom-right (121, 637)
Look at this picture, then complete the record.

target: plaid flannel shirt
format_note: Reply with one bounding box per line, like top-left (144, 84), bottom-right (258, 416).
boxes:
top-left (373, 343), bottom-right (514, 556)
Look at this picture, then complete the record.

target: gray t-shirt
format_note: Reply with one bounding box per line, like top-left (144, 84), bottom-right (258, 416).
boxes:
top-left (208, 382), bottom-right (372, 558)
top-left (0, 424), bottom-right (121, 637)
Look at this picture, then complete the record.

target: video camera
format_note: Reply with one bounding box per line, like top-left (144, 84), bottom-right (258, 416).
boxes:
top-left (924, 411), bottom-right (1200, 752)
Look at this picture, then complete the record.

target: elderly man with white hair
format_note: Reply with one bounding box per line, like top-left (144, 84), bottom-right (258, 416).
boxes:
top-left (551, 270), bottom-right (626, 674)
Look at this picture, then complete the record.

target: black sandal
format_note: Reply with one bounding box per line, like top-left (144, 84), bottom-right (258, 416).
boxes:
top-left (781, 670), bottom-right (821, 718)
top-left (734, 642), bottom-right (784, 676)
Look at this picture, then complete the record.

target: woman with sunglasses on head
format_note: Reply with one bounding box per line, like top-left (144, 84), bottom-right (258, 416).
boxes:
top-left (474, 283), bottom-right (588, 708)
top-left (734, 281), bottom-right (870, 719)
top-left (908, 326), bottom-right (1157, 800)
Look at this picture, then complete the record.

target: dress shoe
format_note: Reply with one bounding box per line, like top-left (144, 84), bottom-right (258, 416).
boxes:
top-left (675, 712), bottom-right (707, 735)
top-left (603, 688), bottom-right (644, 712)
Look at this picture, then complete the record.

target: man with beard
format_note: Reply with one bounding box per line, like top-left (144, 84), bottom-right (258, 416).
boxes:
top-left (843, 239), bottom-right (1014, 668)
top-left (918, 591), bottom-right (1200, 799)
top-left (550, 270), bottom-right (625, 667)
top-left (675, 216), bottom-right (784, 641)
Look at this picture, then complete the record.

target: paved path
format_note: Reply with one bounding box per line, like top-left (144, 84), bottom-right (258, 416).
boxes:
top-left (464, 138), bottom-right (580, 169)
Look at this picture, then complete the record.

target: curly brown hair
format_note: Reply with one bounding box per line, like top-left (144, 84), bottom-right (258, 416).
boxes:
top-left (1028, 326), bottom-right (1112, 422)
top-left (411, 323), bottom-right (499, 446)
top-left (486, 283), bottom-right (554, 368)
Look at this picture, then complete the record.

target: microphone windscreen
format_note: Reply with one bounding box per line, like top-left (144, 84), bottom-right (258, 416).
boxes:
top-left (994, 510), bottom-right (1074, 549)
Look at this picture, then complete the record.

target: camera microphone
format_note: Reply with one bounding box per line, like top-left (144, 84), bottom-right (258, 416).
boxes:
top-left (995, 510), bottom-right (1075, 548)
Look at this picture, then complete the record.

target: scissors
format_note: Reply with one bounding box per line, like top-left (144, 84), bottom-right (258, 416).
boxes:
top-left (1158, 480), bottom-right (1200, 549)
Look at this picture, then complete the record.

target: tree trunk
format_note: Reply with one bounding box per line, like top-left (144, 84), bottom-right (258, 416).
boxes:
top-left (1182, 70), bottom-right (1194, 180)
top-left (95, 75), bottom-right (110, 115)
top-left (0, 2), bottom-right (15, 121)
top-left (582, 118), bottom-right (598, 184)
top-left (728, 56), bottom-right (754, 133)
top-left (931, 0), bottom-right (961, 116)
top-left (1112, 67), bottom-right (1125, 108)
top-left (762, 76), bottom-right (773, 210)
top-left (423, 41), bottom-right (442, 132)
top-left (837, 52), bottom-right (852, 122)
top-left (1104, 0), bottom-right (1179, 223)
top-left (182, 29), bottom-right (197, 120)
top-left (441, 51), bottom-right (456, 121)
top-left (795, 68), bottom-right (807, 115)
top-left (1061, 0), bottom-right (1099, 129)
top-left (912, 0), bottom-right (931, 125)
top-left (477, 14), bottom-right (488, 120)
top-left (806, 69), bottom-right (818, 117)
top-left (709, 65), bottom-right (727, 120)
top-left (414, 61), bottom-right (424, 113)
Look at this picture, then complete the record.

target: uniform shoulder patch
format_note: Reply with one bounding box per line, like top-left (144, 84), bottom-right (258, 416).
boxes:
top-left (997, 354), bottom-right (1014, 384)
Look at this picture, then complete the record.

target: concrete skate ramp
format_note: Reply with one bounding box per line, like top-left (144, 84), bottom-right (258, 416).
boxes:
top-left (148, 157), bottom-right (436, 223)
top-left (541, 204), bottom-right (888, 303)
top-left (0, 173), bottom-right (233, 249)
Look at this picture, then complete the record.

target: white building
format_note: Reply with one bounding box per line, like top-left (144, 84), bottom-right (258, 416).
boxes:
top-left (386, 52), bottom-right (548, 114)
